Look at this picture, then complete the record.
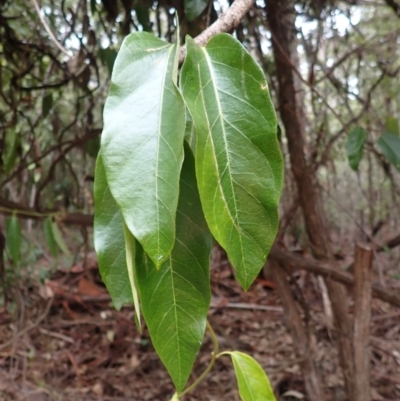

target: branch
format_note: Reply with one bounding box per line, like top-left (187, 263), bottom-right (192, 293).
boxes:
top-left (0, 198), bottom-right (93, 227)
top-left (31, 0), bottom-right (70, 57)
top-left (179, 0), bottom-right (254, 62)
top-left (269, 246), bottom-right (400, 308)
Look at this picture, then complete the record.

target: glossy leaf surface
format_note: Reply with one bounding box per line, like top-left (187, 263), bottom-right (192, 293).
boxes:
top-left (229, 351), bottom-right (276, 401)
top-left (378, 132), bottom-right (400, 171)
top-left (135, 145), bottom-right (213, 392)
top-left (101, 32), bottom-right (186, 268)
top-left (181, 34), bottom-right (283, 290)
top-left (94, 153), bottom-right (133, 310)
top-left (184, 0), bottom-right (208, 21)
top-left (347, 127), bottom-right (366, 171)
top-left (6, 215), bottom-right (22, 266)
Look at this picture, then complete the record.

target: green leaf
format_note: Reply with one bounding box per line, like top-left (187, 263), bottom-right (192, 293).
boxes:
top-left (122, 219), bottom-right (141, 331)
top-left (184, 0), bottom-right (208, 21)
top-left (98, 47), bottom-right (117, 78)
top-left (228, 351), bottom-right (277, 401)
top-left (184, 111), bottom-right (196, 152)
top-left (135, 5), bottom-right (152, 32)
top-left (6, 215), bottom-right (22, 266)
top-left (83, 136), bottom-right (100, 158)
top-left (42, 93), bottom-right (53, 118)
top-left (378, 132), bottom-right (400, 171)
top-left (347, 127), bottom-right (366, 171)
top-left (385, 116), bottom-right (399, 136)
top-left (51, 221), bottom-right (71, 258)
top-left (3, 129), bottom-right (19, 174)
top-left (135, 144), bottom-right (213, 392)
top-left (180, 34), bottom-right (283, 290)
top-left (94, 153), bottom-right (133, 310)
top-left (101, 32), bottom-right (186, 268)
top-left (44, 217), bottom-right (58, 257)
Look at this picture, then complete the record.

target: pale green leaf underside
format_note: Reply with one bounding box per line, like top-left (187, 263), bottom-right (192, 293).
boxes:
top-left (229, 351), bottom-right (277, 401)
top-left (101, 32), bottom-right (186, 267)
top-left (378, 132), bottom-right (400, 171)
top-left (135, 145), bottom-right (213, 392)
top-left (181, 34), bottom-right (283, 290)
top-left (347, 127), bottom-right (366, 171)
top-left (94, 153), bottom-right (133, 310)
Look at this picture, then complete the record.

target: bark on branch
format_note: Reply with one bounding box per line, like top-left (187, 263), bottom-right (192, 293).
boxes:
top-left (179, 0), bottom-right (254, 62)
top-left (269, 245), bottom-right (400, 308)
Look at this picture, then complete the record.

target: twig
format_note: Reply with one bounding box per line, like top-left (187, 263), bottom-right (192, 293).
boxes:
top-left (0, 298), bottom-right (53, 352)
top-left (31, 0), bottom-right (70, 57)
top-left (179, 0), bottom-right (254, 62)
top-left (269, 245), bottom-right (400, 308)
top-left (210, 301), bottom-right (283, 312)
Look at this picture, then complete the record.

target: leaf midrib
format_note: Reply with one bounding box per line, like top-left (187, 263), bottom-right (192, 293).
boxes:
top-left (154, 44), bottom-right (175, 263)
top-left (201, 49), bottom-right (247, 281)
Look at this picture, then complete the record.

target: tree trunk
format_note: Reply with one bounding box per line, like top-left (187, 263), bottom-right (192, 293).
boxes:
top-left (266, 0), bottom-right (355, 398)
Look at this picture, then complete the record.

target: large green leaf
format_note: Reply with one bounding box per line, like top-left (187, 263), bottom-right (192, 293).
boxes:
top-left (180, 34), bottom-right (283, 290)
top-left (378, 132), bottom-right (400, 171)
top-left (347, 127), bottom-right (366, 171)
top-left (6, 214), bottom-right (22, 266)
top-left (184, 0), bottom-right (208, 21)
top-left (135, 144), bottom-right (213, 392)
top-left (94, 153), bottom-right (133, 310)
top-left (228, 351), bottom-right (277, 401)
top-left (101, 32), bottom-right (186, 268)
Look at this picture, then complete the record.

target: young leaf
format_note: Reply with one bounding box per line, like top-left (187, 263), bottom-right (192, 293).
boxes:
top-left (228, 351), bottom-right (277, 401)
top-left (94, 153), bottom-right (133, 310)
top-left (347, 127), bottom-right (366, 171)
top-left (181, 34), bottom-right (283, 290)
top-left (44, 216), bottom-right (58, 257)
top-left (135, 144), bottom-right (213, 392)
top-left (51, 221), bottom-right (71, 258)
top-left (378, 132), bottom-right (400, 171)
top-left (184, 0), bottom-right (208, 21)
top-left (122, 219), bottom-right (141, 331)
top-left (6, 215), bottom-right (22, 266)
top-left (101, 32), bottom-right (186, 268)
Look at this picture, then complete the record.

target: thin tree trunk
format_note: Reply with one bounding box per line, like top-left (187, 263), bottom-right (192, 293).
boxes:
top-left (272, 262), bottom-right (326, 401)
top-left (353, 244), bottom-right (373, 401)
top-left (266, 1), bottom-right (355, 398)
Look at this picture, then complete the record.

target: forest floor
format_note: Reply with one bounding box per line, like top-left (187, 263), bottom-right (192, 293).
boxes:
top-left (0, 247), bottom-right (399, 401)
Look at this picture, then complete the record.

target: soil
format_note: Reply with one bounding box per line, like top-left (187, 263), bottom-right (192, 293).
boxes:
top-left (0, 250), bottom-right (399, 401)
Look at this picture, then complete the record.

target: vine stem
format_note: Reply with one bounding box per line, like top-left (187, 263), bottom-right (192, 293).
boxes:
top-left (178, 320), bottom-right (220, 397)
